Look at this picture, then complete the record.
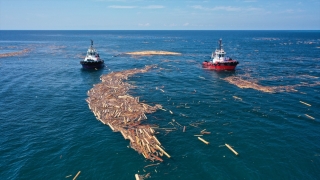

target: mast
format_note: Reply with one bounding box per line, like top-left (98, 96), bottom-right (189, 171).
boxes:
top-left (219, 39), bottom-right (222, 51)
top-left (90, 39), bottom-right (93, 47)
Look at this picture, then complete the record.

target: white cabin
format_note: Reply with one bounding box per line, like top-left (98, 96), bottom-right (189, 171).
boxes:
top-left (84, 40), bottom-right (101, 62)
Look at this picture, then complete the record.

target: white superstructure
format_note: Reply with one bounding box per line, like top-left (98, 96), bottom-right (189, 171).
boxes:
top-left (84, 40), bottom-right (101, 62)
top-left (211, 39), bottom-right (232, 63)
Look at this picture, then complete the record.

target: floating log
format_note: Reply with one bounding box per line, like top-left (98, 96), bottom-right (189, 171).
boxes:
top-left (153, 136), bottom-right (161, 145)
top-left (144, 163), bottom-right (160, 168)
top-left (108, 123), bottom-right (115, 131)
top-left (198, 137), bottom-right (209, 144)
top-left (200, 129), bottom-right (206, 133)
top-left (300, 101), bottom-right (311, 106)
top-left (73, 171), bottom-right (81, 180)
top-left (120, 130), bottom-right (128, 139)
top-left (305, 114), bottom-right (315, 120)
top-left (152, 127), bottom-right (176, 130)
top-left (127, 135), bottom-right (135, 143)
top-left (156, 145), bottom-right (171, 158)
top-left (201, 131), bottom-right (211, 135)
top-left (225, 143), bottom-right (239, 155)
top-left (233, 96), bottom-right (242, 100)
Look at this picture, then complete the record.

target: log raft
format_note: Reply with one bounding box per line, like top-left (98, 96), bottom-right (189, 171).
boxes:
top-left (86, 65), bottom-right (168, 162)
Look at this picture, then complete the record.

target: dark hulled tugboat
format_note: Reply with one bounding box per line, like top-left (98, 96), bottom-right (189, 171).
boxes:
top-left (202, 39), bottom-right (239, 70)
top-left (80, 40), bottom-right (104, 69)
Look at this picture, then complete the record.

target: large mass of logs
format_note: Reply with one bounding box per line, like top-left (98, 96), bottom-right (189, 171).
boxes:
top-left (0, 49), bottom-right (30, 58)
top-left (224, 76), bottom-right (320, 93)
top-left (124, 51), bottom-right (181, 56)
top-left (86, 65), bottom-right (170, 162)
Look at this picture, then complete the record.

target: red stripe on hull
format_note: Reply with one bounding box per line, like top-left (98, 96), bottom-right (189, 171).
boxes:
top-left (202, 62), bottom-right (238, 70)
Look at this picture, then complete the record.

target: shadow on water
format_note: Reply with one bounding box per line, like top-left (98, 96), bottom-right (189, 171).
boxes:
top-left (203, 69), bottom-right (236, 79)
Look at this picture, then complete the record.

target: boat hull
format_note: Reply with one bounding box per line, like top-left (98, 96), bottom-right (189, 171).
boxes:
top-left (202, 61), bottom-right (238, 70)
top-left (80, 60), bottom-right (104, 69)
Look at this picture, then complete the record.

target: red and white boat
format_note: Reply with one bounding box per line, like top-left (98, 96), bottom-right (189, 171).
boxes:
top-left (202, 39), bottom-right (239, 70)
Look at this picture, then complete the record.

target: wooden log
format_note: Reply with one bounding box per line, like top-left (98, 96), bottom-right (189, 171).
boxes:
top-left (149, 128), bottom-right (155, 134)
top-left (151, 154), bottom-right (163, 162)
top-left (73, 171), bottom-right (81, 180)
top-left (144, 137), bottom-right (150, 144)
top-left (152, 136), bottom-right (161, 145)
top-left (201, 131), bottom-right (211, 134)
top-left (141, 152), bottom-right (147, 158)
top-left (156, 145), bottom-right (170, 158)
top-left (135, 136), bottom-right (140, 144)
top-left (127, 135), bottom-right (135, 143)
top-left (305, 114), bottom-right (315, 120)
top-left (225, 143), bottom-right (239, 155)
top-left (198, 137), bottom-right (209, 144)
top-left (120, 130), bottom-right (128, 139)
top-left (175, 121), bottom-right (182, 127)
top-left (150, 146), bottom-right (156, 153)
top-left (141, 139), bottom-right (145, 146)
top-left (143, 129), bottom-right (152, 138)
top-left (108, 123), bottom-right (115, 131)
top-left (146, 144), bottom-right (151, 153)
top-left (135, 174), bottom-right (140, 180)
top-left (300, 101), bottom-right (311, 106)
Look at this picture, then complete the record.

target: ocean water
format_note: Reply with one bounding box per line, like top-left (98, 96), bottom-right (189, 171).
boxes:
top-left (0, 30), bottom-right (319, 180)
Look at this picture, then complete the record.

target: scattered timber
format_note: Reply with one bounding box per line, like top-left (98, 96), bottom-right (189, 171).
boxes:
top-left (224, 76), bottom-right (320, 93)
top-left (0, 49), bottom-right (31, 58)
top-left (86, 65), bottom-right (168, 162)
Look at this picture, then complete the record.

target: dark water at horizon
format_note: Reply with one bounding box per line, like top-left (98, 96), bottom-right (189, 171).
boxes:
top-left (0, 30), bottom-right (320, 180)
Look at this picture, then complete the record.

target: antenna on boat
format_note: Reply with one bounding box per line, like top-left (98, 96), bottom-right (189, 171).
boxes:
top-left (90, 39), bottom-right (93, 47)
top-left (219, 39), bottom-right (222, 51)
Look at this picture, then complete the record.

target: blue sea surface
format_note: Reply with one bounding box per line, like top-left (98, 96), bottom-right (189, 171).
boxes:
top-left (0, 30), bottom-right (319, 180)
